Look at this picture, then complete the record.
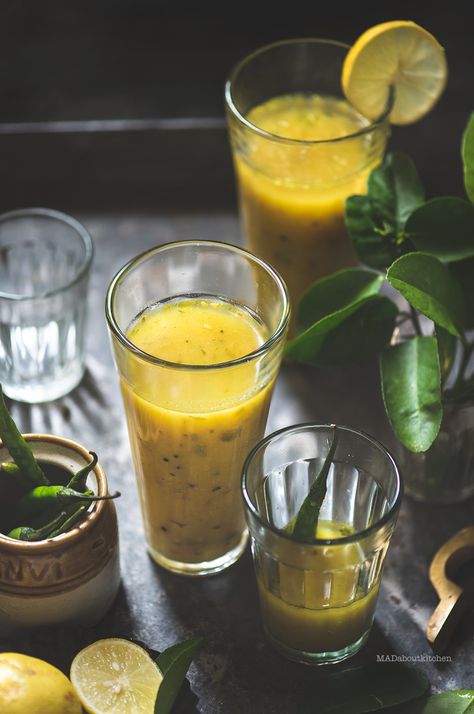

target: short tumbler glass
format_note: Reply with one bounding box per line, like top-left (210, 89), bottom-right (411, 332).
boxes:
top-left (242, 424), bottom-right (402, 664)
top-left (0, 208), bottom-right (93, 403)
top-left (106, 241), bottom-right (289, 576)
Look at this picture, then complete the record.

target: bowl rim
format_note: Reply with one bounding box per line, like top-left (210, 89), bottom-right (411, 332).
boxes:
top-left (0, 433), bottom-right (108, 552)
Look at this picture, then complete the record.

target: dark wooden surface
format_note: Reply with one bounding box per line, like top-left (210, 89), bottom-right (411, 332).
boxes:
top-left (0, 214), bottom-right (473, 713)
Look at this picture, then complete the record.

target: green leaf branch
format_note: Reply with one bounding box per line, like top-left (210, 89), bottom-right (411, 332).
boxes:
top-left (422, 690), bottom-right (474, 713)
top-left (298, 662), bottom-right (430, 713)
top-left (155, 637), bottom-right (203, 714)
top-left (286, 114), bottom-right (474, 453)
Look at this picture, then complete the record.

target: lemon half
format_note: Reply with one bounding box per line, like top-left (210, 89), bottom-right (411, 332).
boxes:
top-left (342, 21), bottom-right (448, 125)
top-left (70, 638), bottom-right (163, 714)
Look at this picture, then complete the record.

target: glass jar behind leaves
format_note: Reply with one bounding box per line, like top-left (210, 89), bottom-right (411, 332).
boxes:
top-left (397, 401), bottom-right (474, 503)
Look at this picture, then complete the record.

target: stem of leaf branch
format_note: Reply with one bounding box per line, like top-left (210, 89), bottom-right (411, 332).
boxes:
top-left (396, 313), bottom-right (411, 327)
top-left (410, 306), bottom-right (423, 337)
top-left (454, 339), bottom-right (474, 391)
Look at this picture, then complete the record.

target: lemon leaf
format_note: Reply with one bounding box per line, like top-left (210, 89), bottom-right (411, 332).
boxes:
top-left (369, 153), bottom-right (425, 234)
top-left (345, 195), bottom-right (395, 269)
top-left (299, 662), bottom-right (430, 713)
top-left (387, 253), bottom-right (465, 337)
top-left (380, 337), bottom-right (442, 452)
top-left (286, 295), bottom-right (397, 365)
top-left (422, 690), bottom-right (474, 713)
top-left (155, 638), bottom-right (203, 714)
top-left (345, 153), bottom-right (423, 269)
top-left (462, 112), bottom-right (474, 204)
top-left (407, 197), bottom-right (474, 262)
top-left (298, 268), bottom-right (383, 330)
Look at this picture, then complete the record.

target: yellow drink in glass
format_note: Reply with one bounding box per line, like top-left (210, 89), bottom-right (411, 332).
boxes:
top-left (257, 521), bottom-right (380, 654)
top-left (226, 40), bottom-right (390, 323)
top-left (106, 241), bottom-right (289, 576)
top-left (123, 298), bottom-right (272, 566)
top-left (242, 424), bottom-right (401, 664)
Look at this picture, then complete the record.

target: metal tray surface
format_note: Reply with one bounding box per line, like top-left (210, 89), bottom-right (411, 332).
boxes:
top-left (1, 214), bottom-right (472, 713)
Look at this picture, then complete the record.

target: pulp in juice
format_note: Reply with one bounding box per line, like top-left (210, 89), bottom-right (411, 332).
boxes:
top-left (234, 93), bottom-right (386, 318)
top-left (122, 297), bottom-right (274, 568)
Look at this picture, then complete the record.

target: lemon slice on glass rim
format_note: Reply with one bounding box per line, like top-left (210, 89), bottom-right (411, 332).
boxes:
top-left (70, 638), bottom-right (163, 714)
top-left (342, 20), bottom-right (448, 125)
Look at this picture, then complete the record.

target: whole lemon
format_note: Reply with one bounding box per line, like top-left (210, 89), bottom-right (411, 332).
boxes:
top-left (0, 653), bottom-right (82, 714)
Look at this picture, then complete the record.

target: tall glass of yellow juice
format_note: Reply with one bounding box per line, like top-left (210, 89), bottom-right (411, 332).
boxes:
top-left (106, 241), bottom-right (289, 576)
top-left (226, 39), bottom-right (390, 325)
top-left (243, 424), bottom-right (402, 664)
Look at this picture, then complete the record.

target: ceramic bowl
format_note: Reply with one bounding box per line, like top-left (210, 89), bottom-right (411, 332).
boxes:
top-left (0, 434), bottom-right (120, 633)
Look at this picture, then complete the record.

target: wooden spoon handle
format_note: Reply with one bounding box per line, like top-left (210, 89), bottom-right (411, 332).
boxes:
top-left (426, 525), bottom-right (474, 652)
top-left (426, 588), bottom-right (470, 652)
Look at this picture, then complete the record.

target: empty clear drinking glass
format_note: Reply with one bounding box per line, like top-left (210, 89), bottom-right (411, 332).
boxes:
top-left (242, 424), bottom-right (402, 664)
top-left (0, 208), bottom-right (93, 403)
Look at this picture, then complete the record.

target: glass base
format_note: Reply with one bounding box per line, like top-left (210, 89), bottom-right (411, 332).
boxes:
top-left (2, 362), bottom-right (85, 404)
top-left (264, 627), bottom-right (370, 665)
top-left (147, 529), bottom-right (249, 577)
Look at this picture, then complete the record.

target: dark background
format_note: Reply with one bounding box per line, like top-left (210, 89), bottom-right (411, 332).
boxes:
top-left (1, 1), bottom-right (473, 210)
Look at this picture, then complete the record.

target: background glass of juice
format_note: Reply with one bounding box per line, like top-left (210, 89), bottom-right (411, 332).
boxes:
top-left (225, 39), bottom-right (390, 323)
top-left (106, 241), bottom-right (289, 576)
top-left (242, 424), bottom-right (402, 664)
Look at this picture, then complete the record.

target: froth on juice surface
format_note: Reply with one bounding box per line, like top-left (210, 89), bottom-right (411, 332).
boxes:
top-left (235, 93), bottom-right (386, 321)
top-left (121, 297), bottom-right (275, 567)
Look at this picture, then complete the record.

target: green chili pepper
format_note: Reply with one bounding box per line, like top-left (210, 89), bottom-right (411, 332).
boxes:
top-left (0, 385), bottom-right (49, 487)
top-left (67, 452), bottom-right (98, 492)
top-left (1, 461), bottom-right (20, 475)
top-left (12, 485), bottom-right (121, 526)
top-left (48, 505), bottom-right (88, 538)
top-left (8, 512), bottom-right (67, 541)
top-left (1, 461), bottom-right (37, 492)
top-left (29, 491), bottom-right (94, 538)
top-left (291, 425), bottom-right (339, 542)
top-left (29, 491), bottom-right (97, 532)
